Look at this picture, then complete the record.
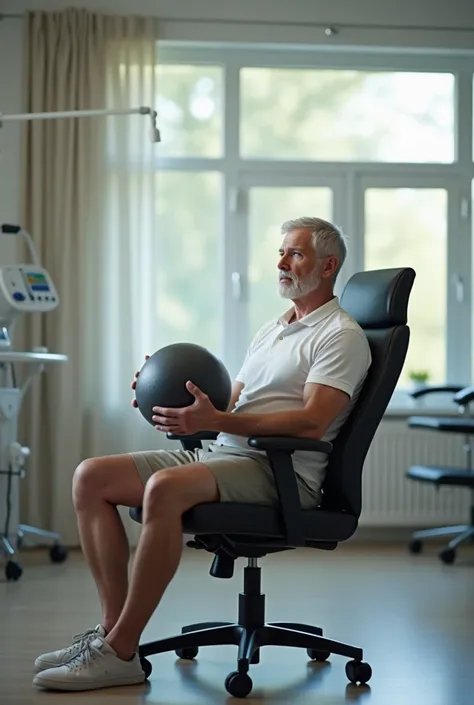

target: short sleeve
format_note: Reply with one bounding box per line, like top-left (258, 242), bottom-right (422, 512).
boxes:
top-left (306, 329), bottom-right (371, 398)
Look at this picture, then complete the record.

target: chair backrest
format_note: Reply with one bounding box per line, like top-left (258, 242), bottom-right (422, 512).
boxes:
top-left (321, 267), bottom-right (415, 518)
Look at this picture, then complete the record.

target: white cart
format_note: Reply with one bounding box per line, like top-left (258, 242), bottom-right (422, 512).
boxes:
top-left (0, 350), bottom-right (68, 580)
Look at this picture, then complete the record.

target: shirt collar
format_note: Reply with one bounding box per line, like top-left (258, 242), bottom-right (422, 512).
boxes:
top-left (278, 296), bottom-right (340, 328)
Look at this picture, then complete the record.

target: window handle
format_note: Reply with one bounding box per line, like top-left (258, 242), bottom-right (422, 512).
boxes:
top-left (453, 274), bottom-right (464, 303)
top-left (232, 272), bottom-right (242, 300)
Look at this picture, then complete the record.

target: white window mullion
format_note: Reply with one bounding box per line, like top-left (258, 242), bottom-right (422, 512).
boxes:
top-left (154, 157), bottom-right (223, 171)
top-left (233, 160), bottom-right (462, 177)
top-left (222, 60), bottom-right (246, 378)
top-left (447, 69), bottom-right (473, 384)
top-left (454, 69), bottom-right (473, 168)
top-left (447, 181), bottom-right (472, 385)
top-left (158, 43), bottom-right (474, 76)
top-left (340, 169), bottom-right (364, 295)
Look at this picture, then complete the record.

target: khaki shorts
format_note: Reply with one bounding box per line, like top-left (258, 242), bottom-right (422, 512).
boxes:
top-left (130, 444), bottom-right (320, 509)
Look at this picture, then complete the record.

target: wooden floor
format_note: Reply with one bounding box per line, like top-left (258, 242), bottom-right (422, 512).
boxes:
top-left (1, 541), bottom-right (473, 705)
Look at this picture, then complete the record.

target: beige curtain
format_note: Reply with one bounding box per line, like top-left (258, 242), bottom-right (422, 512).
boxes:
top-left (19, 9), bottom-right (160, 546)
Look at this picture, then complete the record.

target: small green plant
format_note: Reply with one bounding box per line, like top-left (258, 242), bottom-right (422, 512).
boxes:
top-left (408, 370), bottom-right (430, 385)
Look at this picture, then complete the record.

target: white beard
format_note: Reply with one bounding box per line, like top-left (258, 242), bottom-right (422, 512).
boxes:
top-left (278, 269), bottom-right (322, 299)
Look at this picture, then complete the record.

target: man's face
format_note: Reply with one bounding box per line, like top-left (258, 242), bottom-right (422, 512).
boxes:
top-left (277, 228), bottom-right (323, 299)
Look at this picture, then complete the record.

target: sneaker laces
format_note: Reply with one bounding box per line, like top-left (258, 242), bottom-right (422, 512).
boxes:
top-left (66, 640), bottom-right (103, 672)
top-left (71, 627), bottom-right (100, 647)
top-left (61, 627), bottom-right (100, 659)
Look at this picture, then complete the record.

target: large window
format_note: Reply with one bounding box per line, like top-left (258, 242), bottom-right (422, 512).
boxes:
top-left (150, 45), bottom-right (474, 406)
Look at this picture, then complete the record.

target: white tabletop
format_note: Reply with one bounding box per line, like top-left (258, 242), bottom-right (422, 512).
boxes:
top-left (0, 351), bottom-right (67, 363)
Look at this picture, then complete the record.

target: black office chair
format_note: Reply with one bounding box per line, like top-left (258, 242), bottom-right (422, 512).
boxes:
top-left (129, 267), bottom-right (415, 698)
top-left (406, 385), bottom-right (474, 564)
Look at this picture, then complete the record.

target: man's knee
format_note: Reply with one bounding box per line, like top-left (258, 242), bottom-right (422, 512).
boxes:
top-left (143, 463), bottom-right (219, 516)
top-left (72, 457), bottom-right (106, 507)
top-left (143, 470), bottom-right (184, 512)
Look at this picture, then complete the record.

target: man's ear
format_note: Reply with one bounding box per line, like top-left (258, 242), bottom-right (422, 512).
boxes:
top-left (322, 255), bottom-right (338, 278)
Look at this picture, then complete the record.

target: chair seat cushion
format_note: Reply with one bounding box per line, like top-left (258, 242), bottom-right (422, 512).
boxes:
top-left (129, 503), bottom-right (358, 543)
top-left (406, 465), bottom-right (474, 487)
top-left (408, 416), bottom-right (474, 434)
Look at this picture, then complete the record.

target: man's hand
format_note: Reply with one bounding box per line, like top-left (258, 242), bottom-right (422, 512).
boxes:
top-left (152, 381), bottom-right (221, 435)
top-left (131, 355), bottom-right (149, 408)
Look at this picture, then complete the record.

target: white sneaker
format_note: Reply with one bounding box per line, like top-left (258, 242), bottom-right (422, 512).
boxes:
top-left (34, 624), bottom-right (106, 672)
top-left (33, 635), bottom-right (146, 691)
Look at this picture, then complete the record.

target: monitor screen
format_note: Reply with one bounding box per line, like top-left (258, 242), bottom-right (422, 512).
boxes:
top-left (25, 271), bottom-right (50, 293)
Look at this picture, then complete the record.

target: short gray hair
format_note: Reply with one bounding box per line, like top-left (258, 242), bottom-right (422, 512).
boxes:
top-left (281, 216), bottom-right (347, 279)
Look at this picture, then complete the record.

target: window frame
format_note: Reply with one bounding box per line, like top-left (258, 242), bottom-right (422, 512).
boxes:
top-left (153, 42), bottom-right (474, 405)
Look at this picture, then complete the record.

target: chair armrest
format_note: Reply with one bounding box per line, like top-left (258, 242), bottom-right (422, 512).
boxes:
top-left (410, 385), bottom-right (465, 399)
top-left (247, 436), bottom-right (332, 547)
top-left (453, 386), bottom-right (474, 406)
top-left (247, 436), bottom-right (332, 454)
top-left (166, 432), bottom-right (219, 442)
top-left (166, 431), bottom-right (219, 451)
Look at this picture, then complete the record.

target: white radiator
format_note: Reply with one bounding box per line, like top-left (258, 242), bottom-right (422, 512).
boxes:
top-left (360, 419), bottom-right (472, 527)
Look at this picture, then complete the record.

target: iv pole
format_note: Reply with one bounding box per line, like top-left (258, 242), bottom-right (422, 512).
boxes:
top-left (0, 105), bottom-right (161, 142)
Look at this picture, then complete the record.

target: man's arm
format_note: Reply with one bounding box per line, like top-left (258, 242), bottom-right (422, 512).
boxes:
top-left (211, 382), bottom-right (350, 439)
top-left (211, 328), bottom-right (370, 438)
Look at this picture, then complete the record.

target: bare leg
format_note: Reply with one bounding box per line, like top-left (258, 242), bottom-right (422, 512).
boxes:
top-left (72, 455), bottom-right (145, 633)
top-left (105, 462), bottom-right (219, 659)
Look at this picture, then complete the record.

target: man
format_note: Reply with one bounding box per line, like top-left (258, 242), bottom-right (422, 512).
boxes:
top-left (33, 216), bottom-right (371, 691)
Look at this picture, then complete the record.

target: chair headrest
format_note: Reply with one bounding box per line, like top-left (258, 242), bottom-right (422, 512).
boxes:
top-left (340, 267), bottom-right (415, 329)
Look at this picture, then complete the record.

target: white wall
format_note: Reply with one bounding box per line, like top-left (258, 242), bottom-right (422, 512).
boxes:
top-left (0, 17), bottom-right (24, 263)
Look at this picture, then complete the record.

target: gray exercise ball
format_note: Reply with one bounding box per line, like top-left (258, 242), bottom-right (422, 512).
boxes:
top-left (134, 342), bottom-right (232, 426)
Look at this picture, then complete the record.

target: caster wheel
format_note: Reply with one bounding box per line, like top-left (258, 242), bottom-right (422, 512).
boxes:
top-left (176, 647), bottom-right (199, 660)
top-left (307, 648), bottom-right (330, 661)
top-left (409, 539), bottom-right (422, 554)
top-left (345, 660), bottom-right (372, 685)
top-left (140, 657), bottom-right (152, 679)
top-left (5, 561), bottom-right (23, 581)
top-left (50, 544), bottom-right (68, 563)
top-left (439, 548), bottom-right (456, 565)
top-left (225, 671), bottom-right (253, 698)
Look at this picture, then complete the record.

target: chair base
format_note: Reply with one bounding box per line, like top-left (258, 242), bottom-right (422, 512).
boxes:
top-left (409, 524), bottom-right (474, 565)
top-left (138, 562), bottom-right (370, 698)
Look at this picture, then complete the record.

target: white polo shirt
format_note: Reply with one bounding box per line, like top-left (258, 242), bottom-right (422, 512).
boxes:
top-left (212, 296), bottom-right (372, 499)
